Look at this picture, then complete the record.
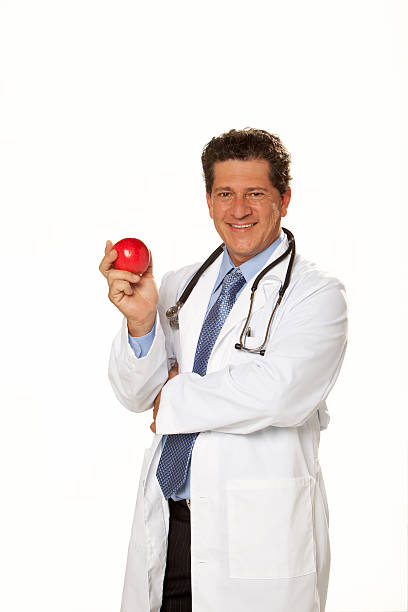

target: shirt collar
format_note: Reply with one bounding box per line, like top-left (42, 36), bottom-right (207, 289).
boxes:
top-left (213, 231), bottom-right (284, 292)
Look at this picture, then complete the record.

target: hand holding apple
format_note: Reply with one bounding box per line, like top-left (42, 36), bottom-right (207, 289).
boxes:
top-left (99, 238), bottom-right (158, 336)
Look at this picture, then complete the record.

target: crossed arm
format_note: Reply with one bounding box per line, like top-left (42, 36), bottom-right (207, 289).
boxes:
top-left (109, 274), bottom-right (347, 435)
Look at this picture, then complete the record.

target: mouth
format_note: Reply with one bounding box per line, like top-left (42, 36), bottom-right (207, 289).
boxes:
top-left (227, 222), bottom-right (257, 232)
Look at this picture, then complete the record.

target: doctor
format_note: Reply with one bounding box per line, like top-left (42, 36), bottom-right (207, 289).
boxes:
top-left (99, 128), bottom-right (348, 612)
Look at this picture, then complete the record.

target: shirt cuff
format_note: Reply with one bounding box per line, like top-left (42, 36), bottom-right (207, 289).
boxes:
top-left (127, 317), bottom-right (157, 358)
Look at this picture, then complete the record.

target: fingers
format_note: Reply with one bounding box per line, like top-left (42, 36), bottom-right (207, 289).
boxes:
top-left (108, 279), bottom-right (134, 299)
top-left (107, 270), bottom-right (140, 296)
top-left (108, 273), bottom-right (142, 301)
top-left (168, 362), bottom-right (179, 379)
top-left (107, 268), bottom-right (141, 284)
top-left (151, 389), bottom-right (161, 434)
top-left (107, 269), bottom-right (141, 301)
top-left (153, 392), bottom-right (160, 417)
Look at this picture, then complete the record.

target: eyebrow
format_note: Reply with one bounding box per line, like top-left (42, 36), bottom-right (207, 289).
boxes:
top-left (214, 186), bottom-right (268, 192)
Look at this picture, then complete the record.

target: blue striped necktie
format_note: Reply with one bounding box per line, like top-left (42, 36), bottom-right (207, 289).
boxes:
top-left (156, 267), bottom-right (246, 500)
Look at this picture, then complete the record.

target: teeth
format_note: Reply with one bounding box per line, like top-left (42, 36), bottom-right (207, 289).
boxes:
top-left (231, 223), bottom-right (255, 228)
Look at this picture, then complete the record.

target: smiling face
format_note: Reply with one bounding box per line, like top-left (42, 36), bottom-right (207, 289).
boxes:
top-left (206, 159), bottom-right (291, 266)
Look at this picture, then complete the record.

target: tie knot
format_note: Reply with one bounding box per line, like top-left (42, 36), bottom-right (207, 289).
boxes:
top-left (221, 268), bottom-right (245, 293)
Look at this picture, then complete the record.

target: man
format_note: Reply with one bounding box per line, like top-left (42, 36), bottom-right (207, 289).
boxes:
top-left (99, 128), bottom-right (348, 612)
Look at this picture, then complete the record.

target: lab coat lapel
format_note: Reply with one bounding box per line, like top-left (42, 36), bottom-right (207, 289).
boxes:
top-left (178, 251), bottom-right (223, 371)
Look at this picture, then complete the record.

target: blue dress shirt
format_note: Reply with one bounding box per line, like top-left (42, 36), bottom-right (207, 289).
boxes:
top-left (128, 233), bottom-right (283, 500)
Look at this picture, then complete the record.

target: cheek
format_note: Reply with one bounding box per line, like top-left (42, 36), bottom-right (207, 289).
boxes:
top-left (212, 205), bottom-right (227, 224)
top-left (266, 202), bottom-right (281, 222)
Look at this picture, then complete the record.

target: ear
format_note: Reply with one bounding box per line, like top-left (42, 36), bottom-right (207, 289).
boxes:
top-left (206, 192), bottom-right (214, 219)
top-left (280, 187), bottom-right (291, 218)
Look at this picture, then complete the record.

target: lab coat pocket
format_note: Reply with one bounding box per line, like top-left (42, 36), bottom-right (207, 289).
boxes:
top-left (226, 477), bottom-right (315, 579)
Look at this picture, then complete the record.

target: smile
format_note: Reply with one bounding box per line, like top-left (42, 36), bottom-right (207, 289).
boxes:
top-left (228, 223), bottom-right (257, 231)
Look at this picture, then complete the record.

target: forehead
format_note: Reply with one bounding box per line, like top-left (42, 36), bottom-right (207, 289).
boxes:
top-left (212, 159), bottom-right (273, 189)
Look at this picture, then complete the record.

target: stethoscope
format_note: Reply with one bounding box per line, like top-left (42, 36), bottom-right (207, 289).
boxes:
top-left (166, 227), bottom-right (295, 356)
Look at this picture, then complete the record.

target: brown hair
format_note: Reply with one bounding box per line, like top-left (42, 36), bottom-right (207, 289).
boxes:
top-left (201, 128), bottom-right (291, 196)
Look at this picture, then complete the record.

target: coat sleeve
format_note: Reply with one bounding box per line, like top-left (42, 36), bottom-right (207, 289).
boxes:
top-left (155, 276), bottom-right (348, 434)
top-left (107, 272), bottom-right (175, 413)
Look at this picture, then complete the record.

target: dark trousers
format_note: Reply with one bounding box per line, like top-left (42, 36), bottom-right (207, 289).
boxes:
top-left (160, 498), bottom-right (192, 612)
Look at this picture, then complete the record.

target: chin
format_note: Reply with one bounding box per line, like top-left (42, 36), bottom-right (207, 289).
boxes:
top-left (229, 247), bottom-right (258, 265)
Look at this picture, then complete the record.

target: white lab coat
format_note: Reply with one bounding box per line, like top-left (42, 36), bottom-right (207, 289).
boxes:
top-left (108, 231), bottom-right (348, 612)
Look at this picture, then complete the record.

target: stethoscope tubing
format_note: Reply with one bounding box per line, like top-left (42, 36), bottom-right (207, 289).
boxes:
top-left (166, 227), bottom-right (295, 355)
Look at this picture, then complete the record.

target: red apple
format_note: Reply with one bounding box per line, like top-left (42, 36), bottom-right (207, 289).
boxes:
top-left (112, 237), bottom-right (150, 274)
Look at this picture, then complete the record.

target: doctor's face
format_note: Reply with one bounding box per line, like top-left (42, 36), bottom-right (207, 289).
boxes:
top-left (206, 159), bottom-right (291, 267)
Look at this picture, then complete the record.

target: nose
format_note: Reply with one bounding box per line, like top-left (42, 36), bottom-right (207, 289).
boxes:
top-left (231, 193), bottom-right (251, 219)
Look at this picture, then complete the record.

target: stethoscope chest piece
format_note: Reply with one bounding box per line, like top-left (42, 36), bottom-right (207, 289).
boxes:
top-left (166, 301), bottom-right (182, 329)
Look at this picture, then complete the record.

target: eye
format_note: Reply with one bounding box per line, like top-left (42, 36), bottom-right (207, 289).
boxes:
top-left (219, 192), bottom-right (231, 198)
top-left (248, 192), bottom-right (264, 197)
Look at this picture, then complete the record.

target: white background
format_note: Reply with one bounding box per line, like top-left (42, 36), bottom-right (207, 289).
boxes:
top-left (0, 1), bottom-right (407, 611)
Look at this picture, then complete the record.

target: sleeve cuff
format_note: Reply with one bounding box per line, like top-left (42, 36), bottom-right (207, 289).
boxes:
top-left (128, 316), bottom-right (157, 358)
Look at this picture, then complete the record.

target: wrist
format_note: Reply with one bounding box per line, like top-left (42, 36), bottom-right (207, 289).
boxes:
top-left (127, 314), bottom-right (156, 337)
